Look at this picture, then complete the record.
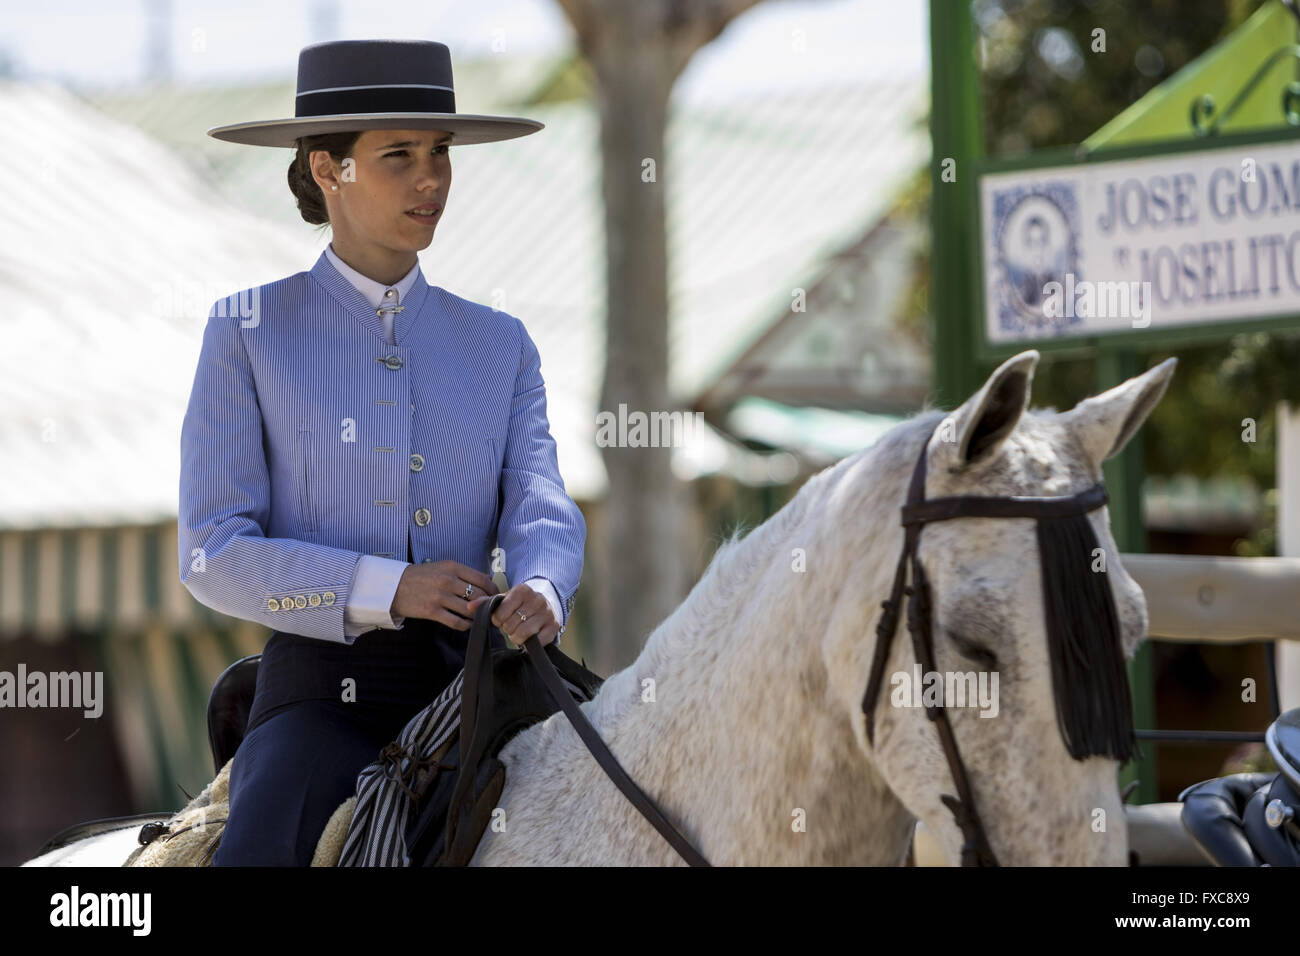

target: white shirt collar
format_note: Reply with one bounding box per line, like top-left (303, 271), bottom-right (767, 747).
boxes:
top-left (325, 243), bottom-right (421, 311)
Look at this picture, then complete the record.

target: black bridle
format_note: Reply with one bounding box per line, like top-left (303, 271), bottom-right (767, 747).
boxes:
top-left (860, 420), bottom-right (1117, 867)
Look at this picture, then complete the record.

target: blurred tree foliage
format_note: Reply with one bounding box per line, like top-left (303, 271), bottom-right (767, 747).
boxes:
top-left (976, 0), bottom-right (1260, 157)
top-left (898, 0), bottom-right (1300, 554)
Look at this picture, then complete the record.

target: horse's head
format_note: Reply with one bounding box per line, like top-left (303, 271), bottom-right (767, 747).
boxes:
top-left (842, 349), bottom-right (1175, 865)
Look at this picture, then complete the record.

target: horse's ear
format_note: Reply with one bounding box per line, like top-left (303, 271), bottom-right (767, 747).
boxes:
top-left (1062, 357), bottom-right (1177, 471)
top-left (936, 350), bottom-right (1039, 468)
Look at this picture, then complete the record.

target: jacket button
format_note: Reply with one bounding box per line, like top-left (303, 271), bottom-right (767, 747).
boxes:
top-left (267, 597), bottom-right (281, 612)
top-left (294, 594), bottom-right (308, 609)
top-left (414, 507), bottom-right (432, 527)
top-left (410, 453), bottom-right (424, 472)
top-left (308, 593), bottom-right (322, 607)
top-left (383, 355), bottom-right (403, 370)
top-left (322, 591), bottom-right (336, 605)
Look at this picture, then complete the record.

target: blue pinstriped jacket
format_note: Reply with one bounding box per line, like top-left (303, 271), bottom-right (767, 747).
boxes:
top-left (177, 249), bottom-right (585, 644)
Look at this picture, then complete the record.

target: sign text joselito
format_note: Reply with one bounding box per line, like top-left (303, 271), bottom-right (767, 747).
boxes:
top-left (979, 138), bottom-right (1300, 344)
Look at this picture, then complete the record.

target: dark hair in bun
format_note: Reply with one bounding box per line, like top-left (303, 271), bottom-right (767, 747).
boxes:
top-left (287, 131), bottom-right (363, 225)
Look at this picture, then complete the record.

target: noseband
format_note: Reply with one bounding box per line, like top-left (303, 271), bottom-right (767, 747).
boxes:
top-left (861, 420), bottom-right (1112, 867)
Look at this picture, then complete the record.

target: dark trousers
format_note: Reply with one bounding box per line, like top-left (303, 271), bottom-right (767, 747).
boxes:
top-left (212, 616), bottom-right (485, 866)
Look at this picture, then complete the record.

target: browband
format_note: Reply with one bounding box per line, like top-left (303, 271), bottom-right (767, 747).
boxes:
top-left (902, 483), bottom-right (1108, 525)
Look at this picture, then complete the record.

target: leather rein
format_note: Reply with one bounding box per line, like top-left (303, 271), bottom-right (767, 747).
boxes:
top-left (491, 595), bottom-right (709, 865)
top-left (860, 421), bottom-right (1110, 867)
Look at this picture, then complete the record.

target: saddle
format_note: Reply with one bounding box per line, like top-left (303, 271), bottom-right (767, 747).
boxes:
top-left (1179, 707), bottom-right (1300, 866)
top-left (208, 596), bottom-right (708, 865)
top-left (207, 654), bottom-right (261, 773)
top-left (203, 606), bottom-right (606, 865)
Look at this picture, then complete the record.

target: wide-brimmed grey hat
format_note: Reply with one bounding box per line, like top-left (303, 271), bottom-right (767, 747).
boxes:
top-left (207, 39), bottom-right (543, 148)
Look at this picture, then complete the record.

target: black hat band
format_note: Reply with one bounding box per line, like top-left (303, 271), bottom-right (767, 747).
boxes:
top-left (295, 84), bottom-right (457, 118)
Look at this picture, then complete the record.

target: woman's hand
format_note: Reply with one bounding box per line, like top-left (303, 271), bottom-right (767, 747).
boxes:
top-left (391, 560), bottom-right (499, 630)
top-left (467, 583), bottom-right (560, 647)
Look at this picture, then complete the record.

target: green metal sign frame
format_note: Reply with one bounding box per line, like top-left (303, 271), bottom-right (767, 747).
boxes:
top-left (970, 125), bottom-right (1300, 363)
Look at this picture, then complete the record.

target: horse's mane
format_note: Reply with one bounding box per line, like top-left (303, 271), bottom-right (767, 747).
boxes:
top-left (628, 409), bottom-right (951, 670)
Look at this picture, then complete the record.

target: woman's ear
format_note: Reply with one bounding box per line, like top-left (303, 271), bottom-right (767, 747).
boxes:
top-left (308, 150), bottom-right (340, 194)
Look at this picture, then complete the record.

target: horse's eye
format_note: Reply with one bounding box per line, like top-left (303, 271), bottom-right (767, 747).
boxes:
top-left (948, 632), bottom-right (998, 670)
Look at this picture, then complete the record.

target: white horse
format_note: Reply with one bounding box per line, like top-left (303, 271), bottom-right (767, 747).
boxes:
top-left (25, 349), bottom-right (1175, 866)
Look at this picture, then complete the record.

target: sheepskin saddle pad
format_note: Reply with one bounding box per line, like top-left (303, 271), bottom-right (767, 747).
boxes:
top-left (122, 757), bottom-right (354, 867)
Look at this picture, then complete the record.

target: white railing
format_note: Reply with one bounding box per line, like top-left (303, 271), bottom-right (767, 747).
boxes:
top-left (1121, 553), bottom-right (1300, 645)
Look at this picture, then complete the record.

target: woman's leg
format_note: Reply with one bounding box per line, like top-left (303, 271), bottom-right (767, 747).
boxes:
top-left (212, 699), bottom-right (391, 866)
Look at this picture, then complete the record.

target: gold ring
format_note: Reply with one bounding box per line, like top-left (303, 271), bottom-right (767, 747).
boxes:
top-left (517, 610), bottom-right (527, 622)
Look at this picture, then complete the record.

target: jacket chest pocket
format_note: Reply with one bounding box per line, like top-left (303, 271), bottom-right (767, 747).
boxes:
top-left (296, 426), bottom-right (318, 537)
top-left (461, 436), bottom-right (501, 528)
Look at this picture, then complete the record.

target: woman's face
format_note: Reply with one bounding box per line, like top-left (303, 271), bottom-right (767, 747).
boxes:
top-left (311, 128), bottom-right (452, 255)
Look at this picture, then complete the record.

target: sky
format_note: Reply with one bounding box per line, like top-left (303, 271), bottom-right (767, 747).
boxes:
top-left (2, 0), bottom-right (929, 102)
